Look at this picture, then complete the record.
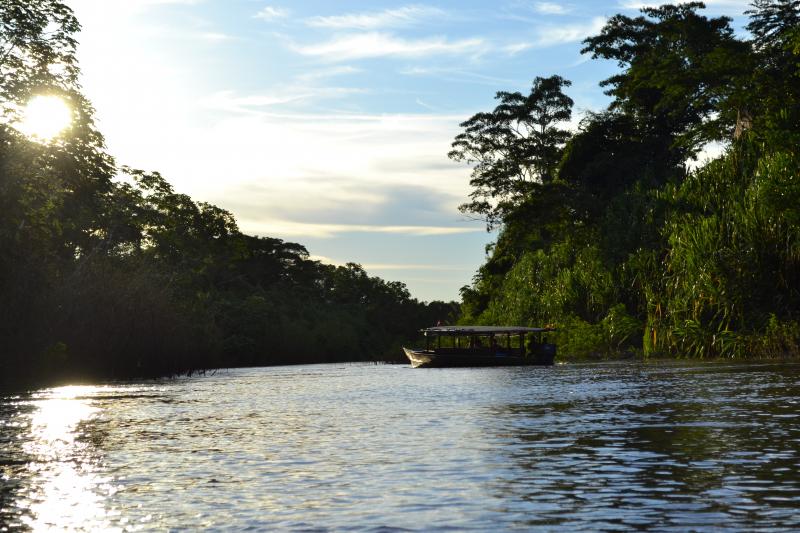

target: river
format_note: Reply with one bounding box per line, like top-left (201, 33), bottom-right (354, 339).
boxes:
top-left (2, 361), bottom-right (800, 530)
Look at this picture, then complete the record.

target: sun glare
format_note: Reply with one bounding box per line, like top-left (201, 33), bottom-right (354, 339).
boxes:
top-left (19, 95), bottom-right (72, 141)
top-left (20, 385), bottom-right (112, 530)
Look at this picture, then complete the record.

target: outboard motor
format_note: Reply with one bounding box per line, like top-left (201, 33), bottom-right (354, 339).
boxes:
top-left (533, 342), bottom-right (557, 364)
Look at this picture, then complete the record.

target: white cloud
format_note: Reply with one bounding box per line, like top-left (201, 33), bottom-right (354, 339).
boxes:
top-left (618, 0), bottom-right (751, 11)
top-left (535, 16), bottom-right (607, 45)
top-left (292, 32), bottom-right (486, 61)
top-left (199, 32), bottom-right (234, 42)
top-left (504, 42), bottom-right (534, 55)
top-left (415, 98), bottom-right (438, 111)
top-left (243, 221), bottom-right (480, 239)
top-left (254, 6), bottom-right (289, 21)
top-left (68, 0), bottom-right (201, 16)
top-left (96, 99), bottom-right (479, 239)
top-left (534, 2), bottom-right (572, 15)
top-left (296, 65), bottom-right (362, 82)
top-left (202, 91), bottom-right (311, 112)
top-left (505, 16), bottom-right (607, 53)
top-left (307, 258), bottom-right (474, 273)
top-left (361, 263), bottom-right (473, 271)
top-left (688, 141), bottom-right (727, 171)
top-left (65, 0), bottom-right (494, 302)
top-left (130, 0), bottom-right (202, 5)
top-left (201, 87), bottom-right (369, 114)
top-left (308, 254), bottom-right (343, 265)
top-left (400, 66), bottom-right (518, 86)
top-left (305, 5), bottom-right (446, 30)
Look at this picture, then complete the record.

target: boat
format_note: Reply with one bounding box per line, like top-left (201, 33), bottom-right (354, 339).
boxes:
top-left (403, 326), bottom-right (556, 368)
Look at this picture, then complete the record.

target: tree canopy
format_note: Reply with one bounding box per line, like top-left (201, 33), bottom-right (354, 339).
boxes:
top-left (581, 2), bottom-right (751, 157)
top-left (456, 0), bottom-right (800, 360)
top-left (449, 75), bottom-right (573, 229)
top-left (0, 0), bottom-right (455, 387)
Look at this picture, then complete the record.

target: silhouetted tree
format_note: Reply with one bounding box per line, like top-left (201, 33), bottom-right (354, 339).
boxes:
top-left (455, 1), bottom-right (800, 360)
top-left (744, 0), bottom-right (800, 147)
top-left (449, 75), bottom-right (573, 229)
top-left (582, 2), bottom-right (751, 156)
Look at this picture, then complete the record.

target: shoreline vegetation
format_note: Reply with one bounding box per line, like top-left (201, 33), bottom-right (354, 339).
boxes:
top-left (0, 0), bottom-right (458, 389)
top-left (453, 1), bottom-right (800, 362)
top-left (1, 1), bottom-right (799, 389)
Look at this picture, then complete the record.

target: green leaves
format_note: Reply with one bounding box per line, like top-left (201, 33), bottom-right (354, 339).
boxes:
top-left (0, 0), bottom-right (82, 127)
top-left (449, 75), bottom-right (574, 229)
top-left (582, 2), bottom-right (751, 156)
top-left (454, 2), bottom-right (800, 360)
top-left (746, 0), bottom-right (800, 52)
top-left (743, 1), bottom-right (800, 149)
top-left (658, 145), bottom-right (800, 358)
top-left (1, 1), bottom-right (456, 383)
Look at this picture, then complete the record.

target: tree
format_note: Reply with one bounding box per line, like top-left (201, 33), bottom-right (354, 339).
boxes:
top-left (747, 0), bottom-right (800, 52)
top-left (744, 0), bottom-right (800, 146)
top-left (581, 2), bottom-right (751, 158)
top-left (0, 0), bottom-right (80, 110)
top-left (0, 1), bottom-right (463, 385)
top-left (560, 111), bottom-right (666, 195)
top-left (448, 75), bottom-right (573, 229)
top-left (0, 0), bottom-right (114, 256)
top-left (454, 2), bottom-right (800, 361)
top-left (1, 1), bottom-right (117, 372)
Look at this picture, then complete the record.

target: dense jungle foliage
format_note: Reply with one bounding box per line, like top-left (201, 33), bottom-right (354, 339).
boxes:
top-left (454, 1), bottom-right (800, 359)
top-left (0, 0), bottom-right (458, 385)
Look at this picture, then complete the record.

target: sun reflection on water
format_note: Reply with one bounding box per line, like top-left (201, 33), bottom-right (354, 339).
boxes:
top-left (19, 385), bottom-right (118, 531)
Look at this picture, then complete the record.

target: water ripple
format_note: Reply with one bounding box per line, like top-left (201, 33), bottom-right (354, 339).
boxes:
top-left (2, 362), bottom-right (800, 530)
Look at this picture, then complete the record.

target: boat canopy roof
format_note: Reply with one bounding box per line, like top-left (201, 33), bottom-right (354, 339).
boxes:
top-left (422, 326), bottom-right (554, 336)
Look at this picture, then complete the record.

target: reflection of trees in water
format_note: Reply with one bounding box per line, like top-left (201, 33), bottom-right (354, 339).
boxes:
top-left (488, 364), bottom-right (800, 529)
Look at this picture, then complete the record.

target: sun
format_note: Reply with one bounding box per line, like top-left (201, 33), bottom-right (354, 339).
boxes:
top-left (19, 95), bottom-right (72, 141)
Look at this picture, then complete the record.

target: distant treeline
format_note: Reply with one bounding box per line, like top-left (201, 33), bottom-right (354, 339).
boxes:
top-left (0, 1), bottom-right (457, 386)
top-left (453, 1), bottom-right (800, 359)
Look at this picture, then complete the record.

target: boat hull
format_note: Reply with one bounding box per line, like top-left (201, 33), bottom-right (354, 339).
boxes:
top-left (403, 347), bottom-right (555, 368)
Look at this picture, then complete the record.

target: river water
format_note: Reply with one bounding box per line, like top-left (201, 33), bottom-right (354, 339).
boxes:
top-left (2, 361), bottom-right (800, 531)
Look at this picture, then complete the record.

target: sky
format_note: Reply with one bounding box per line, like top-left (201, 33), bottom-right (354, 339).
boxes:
top-left (64, 0), bottom-right (753, 302)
